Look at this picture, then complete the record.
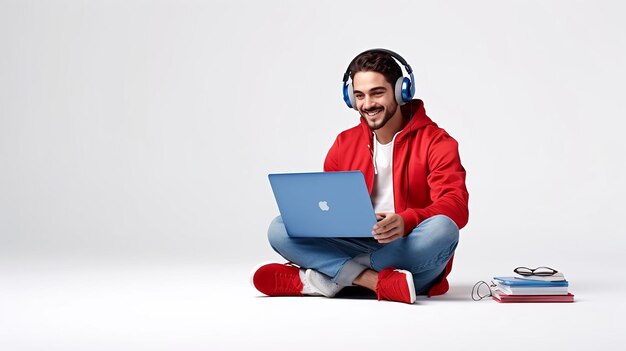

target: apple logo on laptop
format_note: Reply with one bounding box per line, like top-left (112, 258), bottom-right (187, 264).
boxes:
top-left (318, 201), bottom-right (330, 211)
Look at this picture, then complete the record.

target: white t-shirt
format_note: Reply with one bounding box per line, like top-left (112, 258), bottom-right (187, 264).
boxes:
top-left (371, 134), bottom-right (396, 214)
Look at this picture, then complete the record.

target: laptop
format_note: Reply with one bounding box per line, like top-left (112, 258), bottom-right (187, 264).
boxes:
top-left (268, 171), bottom-right (377, 237)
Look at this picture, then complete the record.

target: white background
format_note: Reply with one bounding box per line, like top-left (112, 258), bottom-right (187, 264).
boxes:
top-left (1, 1), bottom-right (625, 349)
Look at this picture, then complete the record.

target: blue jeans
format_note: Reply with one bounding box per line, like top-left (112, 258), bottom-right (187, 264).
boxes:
top-left (267, 214), bottom-right (459, 295)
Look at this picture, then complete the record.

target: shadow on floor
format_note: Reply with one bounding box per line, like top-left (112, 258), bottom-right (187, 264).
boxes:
top-left (334, 286), bottom-right (377, 299)
top-left (334, 284), bottom-right (477, 302)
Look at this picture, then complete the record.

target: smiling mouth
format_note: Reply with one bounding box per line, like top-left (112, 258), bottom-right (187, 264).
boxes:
top-left (364, 108), bottom-right (383, 117)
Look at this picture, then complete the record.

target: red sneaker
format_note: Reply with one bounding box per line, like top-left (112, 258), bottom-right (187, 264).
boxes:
top-left (376, 267), bottom-right (416, 304)
top-left (251, 263), bottom-right (303, 296)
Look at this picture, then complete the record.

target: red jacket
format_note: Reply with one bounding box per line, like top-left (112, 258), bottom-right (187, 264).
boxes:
top-left (324, 99), bottom-right (469, 296)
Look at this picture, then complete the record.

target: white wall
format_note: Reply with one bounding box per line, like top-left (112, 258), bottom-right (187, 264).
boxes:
top-left (1, 1), bottom-right (625, 272)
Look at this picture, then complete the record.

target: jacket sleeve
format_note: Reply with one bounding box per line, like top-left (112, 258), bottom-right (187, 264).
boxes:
top-left (323, 136), bottom-right (340, 172)
top-left (398, 132), bottom-right (469, 232)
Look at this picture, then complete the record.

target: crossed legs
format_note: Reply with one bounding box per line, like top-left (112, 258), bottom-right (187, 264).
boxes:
top-left (267, 214), bottom-right (459, 295)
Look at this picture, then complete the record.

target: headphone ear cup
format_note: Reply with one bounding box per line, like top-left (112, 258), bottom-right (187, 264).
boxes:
top-left (395, 77), bottom-right (406, 105)
top-left (343, 82), bottom-right (357, 110)
top-left (395, 77), bottom-right (414, 105)
top-left (402, 77), bottom-right (414, 103)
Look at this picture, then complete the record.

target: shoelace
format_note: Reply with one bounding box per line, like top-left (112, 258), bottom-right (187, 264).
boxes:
top-left (273, 262), bottom-right (302, 295)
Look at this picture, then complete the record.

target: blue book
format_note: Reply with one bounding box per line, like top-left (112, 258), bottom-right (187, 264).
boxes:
top-left (494, 277), bottom-right (569, 287)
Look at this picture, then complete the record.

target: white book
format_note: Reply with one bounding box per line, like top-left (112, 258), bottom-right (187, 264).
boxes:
top-left (495, 284), bottom-right (569, 296)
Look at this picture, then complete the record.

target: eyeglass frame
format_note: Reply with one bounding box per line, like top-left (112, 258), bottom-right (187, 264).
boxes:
top-left (513, 266), bottom-right (558, 276)
top-left (471, 280), bottom-right (496, 301)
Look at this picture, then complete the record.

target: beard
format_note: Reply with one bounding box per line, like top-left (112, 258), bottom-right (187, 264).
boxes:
top-left (361, 103), bottom-right (398, 131)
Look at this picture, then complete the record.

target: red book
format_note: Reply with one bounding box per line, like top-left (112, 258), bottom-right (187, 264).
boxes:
top-left (492, 291), bottom-right (575, 303)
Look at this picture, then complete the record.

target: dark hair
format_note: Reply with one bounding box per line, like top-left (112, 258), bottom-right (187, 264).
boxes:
top-left (349, 51), bottom-right (403, 87)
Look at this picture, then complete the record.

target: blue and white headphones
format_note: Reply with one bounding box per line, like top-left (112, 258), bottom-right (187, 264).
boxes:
top-left (342, 48), bottom-right (415, 110)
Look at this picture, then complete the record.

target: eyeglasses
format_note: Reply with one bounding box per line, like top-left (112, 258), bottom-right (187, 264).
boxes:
top-left (513, 266), bottom-right (558, 276)
top-left (471, 280), bottom-right (496, 301)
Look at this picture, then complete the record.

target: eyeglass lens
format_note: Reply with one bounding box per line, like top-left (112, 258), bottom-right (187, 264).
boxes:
top-left (514, 266), bottom-right (557, 276)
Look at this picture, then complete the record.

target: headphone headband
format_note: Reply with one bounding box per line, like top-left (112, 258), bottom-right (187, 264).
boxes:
top-left (342, 48), bottom-right (413, 83)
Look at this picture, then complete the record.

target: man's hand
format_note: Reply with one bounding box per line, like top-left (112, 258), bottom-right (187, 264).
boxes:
top-left (372, 213), bottom-right (405, 244)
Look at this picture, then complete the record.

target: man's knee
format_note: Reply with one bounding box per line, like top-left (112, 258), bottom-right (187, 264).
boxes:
top-left (406, 215), bottom-right (459, 251)
top-left (427, 214), bottom-right (459, 241)
top-left (267, 216), bottom-right (289, 251)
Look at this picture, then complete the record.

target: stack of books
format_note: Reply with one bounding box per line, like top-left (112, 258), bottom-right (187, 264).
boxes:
top-left (492, 273), bottom-right (574, 303)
